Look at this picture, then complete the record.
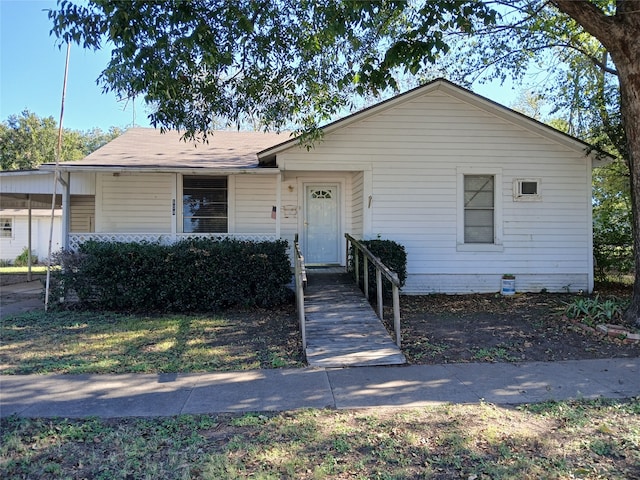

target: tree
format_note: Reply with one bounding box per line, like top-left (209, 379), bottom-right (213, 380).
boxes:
top-left (48, 1), bottom-right (497, 139)
top-left (436, 2), bottom-right (634, 286)
top-left (545, 0), bottom-right (639, 324)
top-left (1, 111), bottom-right (59, 170)
top-left (0, 110), bottom-right (123, 170)
top-left (49, 1), bottom-right (640, 324)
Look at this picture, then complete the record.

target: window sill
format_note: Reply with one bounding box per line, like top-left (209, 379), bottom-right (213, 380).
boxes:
top-left (457, 243), bottom-right (504, 253)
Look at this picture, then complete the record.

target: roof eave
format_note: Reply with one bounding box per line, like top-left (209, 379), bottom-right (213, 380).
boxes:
top-left (39, 164), bottom-right (279, 174)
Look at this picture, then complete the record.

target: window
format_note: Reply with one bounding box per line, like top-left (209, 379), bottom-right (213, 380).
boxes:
top-left (464, 175), bottom-right (495, 243)
top-left (514, 178), bottom-right (541, 201)
top-left (182, 176), bottom-right (228, 233)
top-left (0, 218), bottom-right (12, 238)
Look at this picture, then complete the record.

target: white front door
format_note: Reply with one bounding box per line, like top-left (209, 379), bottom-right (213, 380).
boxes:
top-left (304, 184), bottom-right (340, 264)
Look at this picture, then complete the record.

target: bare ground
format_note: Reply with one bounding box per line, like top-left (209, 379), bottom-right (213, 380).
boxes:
top-left (387, 283), bottom-right (640, 365)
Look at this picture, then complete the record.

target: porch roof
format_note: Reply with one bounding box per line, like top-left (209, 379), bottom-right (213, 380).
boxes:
top-left (41, 128), bottom-right (291, 173)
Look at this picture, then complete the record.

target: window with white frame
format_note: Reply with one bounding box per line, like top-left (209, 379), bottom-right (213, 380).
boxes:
top-left (464, 175), bottom-right (495, 243)
top-left (0, 218), bottom-right (12, 238)
top-left (182, 176), bottom-right (228, 233)
top-left (513, 178), bottom-right (541, 201)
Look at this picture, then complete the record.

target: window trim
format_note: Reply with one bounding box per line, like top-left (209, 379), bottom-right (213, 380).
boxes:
top-left (180, 175), bottom-right (230, 234)
top-left (513, 178), bottom-right (542, 201)
top-left (456, 167), bottom-right (503, 252)
top-left (0, 217), bottom-right (13, 238)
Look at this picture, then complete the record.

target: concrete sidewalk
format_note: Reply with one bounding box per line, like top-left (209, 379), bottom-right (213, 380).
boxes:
top-left (0, 280), bottom-right (44, 319)
top-left (2, 358), bottom-right (638, 418)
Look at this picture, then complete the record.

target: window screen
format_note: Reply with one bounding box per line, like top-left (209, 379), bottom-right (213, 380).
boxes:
top-left (182, 176), bottom-right (228, 233)
top-left (464, 175), bottom-right (494, 243)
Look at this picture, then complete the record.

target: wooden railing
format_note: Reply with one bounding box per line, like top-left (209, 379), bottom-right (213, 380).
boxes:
top-left (345, 233), bottom-right (402, 347)
top-left (293, 236), bottom-right (307, 350)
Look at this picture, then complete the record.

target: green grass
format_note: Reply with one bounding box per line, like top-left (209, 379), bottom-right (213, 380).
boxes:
top-left (0, 266), bottom-right (49, 274)
top-left (2, 399), bottom-right (638, 479)
top-left (0, 309), bottom-right (304, 374)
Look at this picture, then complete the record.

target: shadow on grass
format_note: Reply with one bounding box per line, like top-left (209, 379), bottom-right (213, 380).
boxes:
top-left (0, 308), bottom-right (304, 374)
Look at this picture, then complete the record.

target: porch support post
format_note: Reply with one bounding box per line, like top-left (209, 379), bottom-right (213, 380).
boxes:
top-left (60, 172), bottom-right (71, 250)
top-left (276, 171), bottom-right (282, 239)
top-left (27, 194), bottom-right (32, 281)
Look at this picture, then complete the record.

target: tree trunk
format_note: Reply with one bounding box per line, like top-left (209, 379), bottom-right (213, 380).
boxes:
top-left (616, 64), bottom-right (640, 326)
top-left (603, 32), bottom-right (640, 326)
top-left (552, 0), bottom-right (640, 325)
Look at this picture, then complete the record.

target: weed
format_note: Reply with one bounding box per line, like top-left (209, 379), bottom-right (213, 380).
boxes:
top-left (333, 435), bottom-right (351, 454)
top-left (14, 247), bottom-right (37, 267)
top-left (588, 439), bottom-right (618, 457)
top-left (471, 346), bottom-right (517, 362)
top-left (230, 413), bottom-right (269, 427)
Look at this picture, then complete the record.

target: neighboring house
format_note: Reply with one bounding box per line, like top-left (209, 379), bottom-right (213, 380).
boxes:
top-left (30, 79), bottom-right (607, 293)
top-left (0, 171), bottom-right (63, 264)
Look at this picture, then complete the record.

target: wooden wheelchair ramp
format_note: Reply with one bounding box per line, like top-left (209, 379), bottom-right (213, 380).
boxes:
top-left (304, 270), bottom-right (406, 367)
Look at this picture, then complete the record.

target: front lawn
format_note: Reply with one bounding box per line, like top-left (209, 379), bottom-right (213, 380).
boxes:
top-left (0, 266), bottom-right (48, 274)
top-left (0, 308), bottom-right (304, 374)
top-left (3, 287), bottom-right (640, 375)
top-left (2, 399), bottom-right (639, 479)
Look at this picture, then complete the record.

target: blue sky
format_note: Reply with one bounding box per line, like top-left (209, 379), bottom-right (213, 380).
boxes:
top-left (0, 0), bottom-right (151, 131)
top-left (1, 0), bottom-right (519, 133)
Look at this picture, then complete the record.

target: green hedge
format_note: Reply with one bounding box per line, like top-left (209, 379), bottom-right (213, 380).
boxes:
top-left (349, 238), bottom-right (407, 299)
top-left (51, 238), bottom-right (292, 312)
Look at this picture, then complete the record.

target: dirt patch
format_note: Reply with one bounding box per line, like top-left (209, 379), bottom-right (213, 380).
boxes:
top-left (388, 284), bottom-right (640, 365)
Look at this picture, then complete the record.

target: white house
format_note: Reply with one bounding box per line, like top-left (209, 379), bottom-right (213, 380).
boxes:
top-left (33, 79), bottom-right (607, 293)
top-left (0, 171), bottom-right (63, 264)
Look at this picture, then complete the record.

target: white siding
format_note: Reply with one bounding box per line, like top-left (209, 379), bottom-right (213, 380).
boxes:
top-left (70, 195), bottom-right (95, 232)
top-left (96, 173), bottom-right (173, 233)
top-left (351, 171), bottom-right (364, 237)
top-left (233, 175), bottom-right (278, 234)
top-left (0, 211), bottom-right (62, 262)
top-left (276, 89), bottom-right (593, 293)
top-left (0, 171), bottom-right (95, 194)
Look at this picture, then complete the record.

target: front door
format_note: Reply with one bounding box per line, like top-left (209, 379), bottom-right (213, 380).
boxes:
top-left (304, 184), bottom-right (340, 264)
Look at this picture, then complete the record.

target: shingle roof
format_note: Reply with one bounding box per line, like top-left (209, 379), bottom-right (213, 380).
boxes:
top-left (50, 128), bottom-right (290, 170)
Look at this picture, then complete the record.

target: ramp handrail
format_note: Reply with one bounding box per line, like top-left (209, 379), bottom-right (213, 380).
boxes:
top-left (293, 237), bottom-right (307, 350)
top-left (345, 233), bottom-right (402, 347)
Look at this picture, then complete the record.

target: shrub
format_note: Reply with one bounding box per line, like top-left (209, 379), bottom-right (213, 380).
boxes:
top-left (50, 238), bottom-right (292, 312)
top-left (592, 194), bottom-right (634, 281)
top-left (14, 247), bottom-right (37, 267)
top-left (348, 238), bottom-right (407, 299)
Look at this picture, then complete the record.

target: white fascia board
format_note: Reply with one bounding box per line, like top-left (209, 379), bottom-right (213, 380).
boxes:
top-left (0, 170), bottom-right (52, 177)
top-left (39, 165), bottom-right (280, 175)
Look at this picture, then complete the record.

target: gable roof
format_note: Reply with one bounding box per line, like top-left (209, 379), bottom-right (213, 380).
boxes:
top-left (41, 128), bottom-right (290, 173)
top-left (258, 78), bottom-right (612, 166)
